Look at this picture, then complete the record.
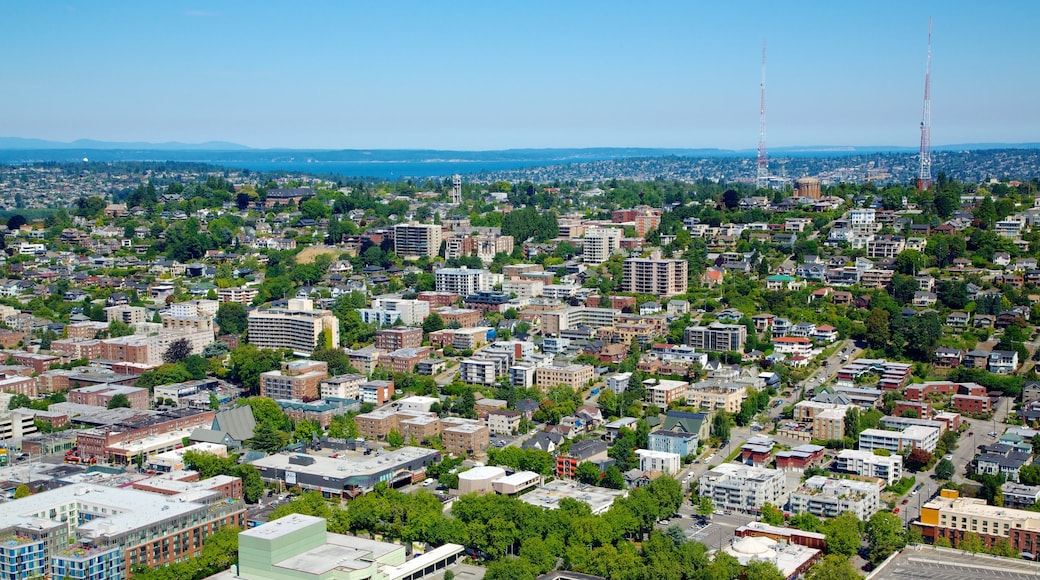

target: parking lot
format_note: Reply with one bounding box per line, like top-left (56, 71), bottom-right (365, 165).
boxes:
top-left (869, 545), bottom-right (1040, 580)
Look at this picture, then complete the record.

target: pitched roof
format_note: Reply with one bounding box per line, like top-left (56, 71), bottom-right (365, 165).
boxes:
top-left (214, 405), bottom-right (257, 442)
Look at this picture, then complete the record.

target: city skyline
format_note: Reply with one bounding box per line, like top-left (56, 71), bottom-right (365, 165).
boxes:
top-left (2, 1), bottom-right (1038, 151)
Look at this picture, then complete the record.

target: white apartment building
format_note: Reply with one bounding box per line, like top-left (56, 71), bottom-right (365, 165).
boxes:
top-left (607, 372), bottom-right (632, 394)
top-left (460, 358), bottom-right (498, 386)
top-left (788, 476), bottom-right (882, 520)
top-left (435, 267), bottom-right (500, 296)
top-left (698, 463), bottom-right (789, 514)
top-left (583, 227), bottom-right (622, 264)
top-left (636, 449), bottom-right (681, 475)
top-left (369, 297), bottom-right (430, 326)
top-left (247, 298), bottom-right (340, 356)
top-left (858, 425), bottom-right (939, 454)
top-left (835, 449), bottom-right (904, 486)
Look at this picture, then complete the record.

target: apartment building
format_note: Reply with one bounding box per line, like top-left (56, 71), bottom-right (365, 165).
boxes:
top-left (919, 489), bottom-right (1040, 553)
top-left (698, 463), bottom-right (789, 514)
top-left (105, 305), bottom-right (148, 325)
top-left (684, 322), bottom-right (747, 352)
top-left (788, 476), bottom-right (881, 520)
top-left (0, 483), bottom-right (245, 579)
top-left (378, 347), bottom-right (432, 374)
top-left (368, 297), bottom-right (430, 326)
top-left (442, 418), bottom-right (490, 456)
top-left (69, 384), bottom-right (149, 409)
top-left (487, 409), bottom-right (521, 436)
top-left (359, 380), bottom-right (394, 405)
top-left (318, 374), bottom-right (368, 403)
top-left (858, 425), bottom-right (939, 454)
top-left (644, 378), bottom-right (690, 407)
top-left (687, 382), bottom-right (748, 413)
top-left (259, 360), bottom-right (329, 401)
top-left (217, 286), bottom-right (259, 305)
top-left (535, 363), bottom-right (594, 390)
top-left (434, 267), bottom-right (499, 295)
top-left (458, 357), bottom-right (497, 386)
top-left (374, 326), bottom-right (423, 350)
top-left (622, 258), bottom-right (689, 297)
top-left (583, 227), bottom-right (622, 264)
top-left (393, 223), bottom-right (443, 259)
top-left (247, 298), bottom-right (340, 355)
top-left (636, 449), bottom-right (681, 475)
top-left (866, 235), bottom-right (906, 259)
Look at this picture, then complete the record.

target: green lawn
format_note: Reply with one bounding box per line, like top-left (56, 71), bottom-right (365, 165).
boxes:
top-left (885, 476), bottom-right (916, 495)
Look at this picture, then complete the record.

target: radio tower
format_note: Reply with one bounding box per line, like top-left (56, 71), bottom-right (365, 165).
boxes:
top-left (756, 39), bottom-right (769, 189)
top-left (916, 19), bottom-right (933, 191)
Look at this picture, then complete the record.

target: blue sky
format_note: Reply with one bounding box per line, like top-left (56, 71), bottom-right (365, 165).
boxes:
top-left (2, 1), bottom-right (1038, 150)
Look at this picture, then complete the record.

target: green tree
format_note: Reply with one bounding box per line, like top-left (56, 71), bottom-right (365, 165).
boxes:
top-left (745, 560), bottom-right (785, 580)
top-left (696, 495), bottom-right (715, 516)
top-left (865, 308), bottom-right (891, 350)
top-left (787, 512), bottom-right (821, 532)
top-left (215, 302), bottom-right (249, 335)
top-left (822, 512), bottom-right (862, 557)
top-left (960, 531), bottom-right (984, 553)
top-left (935, 458), bottom-right (955, 480)
top-left (866, 510), bottom-right (906, 564)
top-left (202, 341), bottom-right (230, 358)
top-left (574, 461), bottom-right (602, 485)
top-left (249, 421), bottom-right (288, 453)
top-left (805, 555), bottom-right (863, 580)
top-left (760, 503), bottom-right (785, 526)
top-left (422, 312), bottom-right (445, 334)
top-left (601, 464), bottom-right (625, 489)
top-left (386, 429), bottom-right (405, 448)
top-left (7, 393), bottom-right (31, 410)
top-left (13, 484), bottom-right (31, 499)
top-left (107, 393), bottom-right (132, 409)
top-left (107, 320), bottom-right (135, 338)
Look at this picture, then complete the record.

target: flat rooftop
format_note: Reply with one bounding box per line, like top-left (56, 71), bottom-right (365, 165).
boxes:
top-left (519, 480), bottom-right (627, 515)
top-left (251, 446), bottom-right (440, 479)
top-left (868, 545), bottom-right (1040, 580)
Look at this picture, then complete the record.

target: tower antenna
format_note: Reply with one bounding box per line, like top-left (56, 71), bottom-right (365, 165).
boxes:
top-left (756, 38), bottom-right (769, 189)
top-left (917, 19), bottom-right (933, 191)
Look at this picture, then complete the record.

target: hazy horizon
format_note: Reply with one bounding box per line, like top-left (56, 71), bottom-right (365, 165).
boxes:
top-left (3, 1), bottom-right (1039, 150)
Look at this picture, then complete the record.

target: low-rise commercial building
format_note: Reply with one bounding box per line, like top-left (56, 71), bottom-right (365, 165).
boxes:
top-left (252, 447), bottom-right (442, 497)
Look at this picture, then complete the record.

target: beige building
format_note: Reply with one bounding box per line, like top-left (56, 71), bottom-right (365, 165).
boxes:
top-left (687, 383), bottom-right (748, 413)
top-left (442, 418), bottom-right (489, 456)
top-left (583, 227), bottom-right (622, 264)
top-left (622, 258), bottom-right (688, 297)
top-left (487, 409), bottom-right (521, 435)
top-left (812, 408), bottom-right (846, 441)
top-left (259, 360), bottom-right (329, 401)
top-left (535, 363), bottom-right (594, 390)
top-left (644, 379), bottom-right (690, 407)
top-left (393, 223), bottom-right (443, 259)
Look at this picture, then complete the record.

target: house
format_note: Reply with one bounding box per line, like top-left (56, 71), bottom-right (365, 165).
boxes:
top-left (989, 350), bottom-right (1020, 374)
top-left (945, 312), bottom-right (970, 327)
top-left (912, 291), bottom-right (938, 307)
top-left (930, 347), bottom-right (963, 369)
top-left (812, 325), bottom-right (838, 343)
top-left (963, 350), bottom-right (991, 369)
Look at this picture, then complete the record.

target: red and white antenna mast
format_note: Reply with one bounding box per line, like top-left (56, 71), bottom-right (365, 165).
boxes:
top-left (756, 38), bottom-right (769, 189)
top-left (917, 19), bottom-right (933, 191)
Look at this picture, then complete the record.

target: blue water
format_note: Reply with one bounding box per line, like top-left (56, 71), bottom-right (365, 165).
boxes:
top-left (214, 159), bottom-right (554, 179)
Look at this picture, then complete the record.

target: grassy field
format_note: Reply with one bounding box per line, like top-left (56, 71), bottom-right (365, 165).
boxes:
top-left (296, 245), bottom-right (342, 264)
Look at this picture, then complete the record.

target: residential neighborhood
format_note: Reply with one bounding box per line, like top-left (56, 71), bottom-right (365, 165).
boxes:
top-left (2, 162), bottom-right (1040, 579)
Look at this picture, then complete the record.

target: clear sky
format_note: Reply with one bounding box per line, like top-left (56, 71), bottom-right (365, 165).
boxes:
top-left (2, 1), bottom-right (1038, 150)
